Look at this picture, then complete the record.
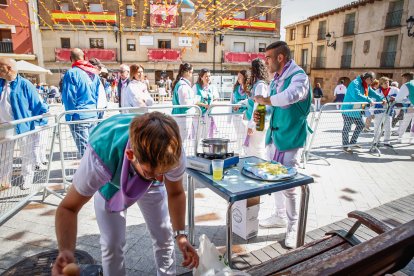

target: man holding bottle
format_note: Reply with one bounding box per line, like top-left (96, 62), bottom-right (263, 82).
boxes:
top-left (254, 41), bottom-right (312, 249)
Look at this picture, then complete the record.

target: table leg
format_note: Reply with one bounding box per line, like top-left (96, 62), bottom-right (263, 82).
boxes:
top-left (226, 202), bottom-right (234, 268)
top-left (187, 174), bottom-right (195, 245)
top-left (296, 185), bottom-right (310, 248)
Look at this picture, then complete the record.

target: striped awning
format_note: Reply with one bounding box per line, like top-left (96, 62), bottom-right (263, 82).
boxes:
top-left (51, 11), bottom-right (116, 24)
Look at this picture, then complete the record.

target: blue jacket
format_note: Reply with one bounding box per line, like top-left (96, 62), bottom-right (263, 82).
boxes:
top-left (62, 67), bottom-right (100, 121)
top-left (341, 76), bottom-right (383, 118)
top-left (0, 75), bottom-right (48, 134)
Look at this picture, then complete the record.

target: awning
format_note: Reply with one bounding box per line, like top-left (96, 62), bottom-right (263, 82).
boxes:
top-left (16, 60), bottom-right (52, 75)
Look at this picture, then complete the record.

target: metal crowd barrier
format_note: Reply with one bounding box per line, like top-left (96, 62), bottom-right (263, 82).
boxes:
top-left (204, 104), bottom-right (247, 157)
top-left (304, 102), bottom-right (390, 163)
top-left (0, 114), bottom-right (57, 226)
top-left (57, 106), bottom-right (201, 189)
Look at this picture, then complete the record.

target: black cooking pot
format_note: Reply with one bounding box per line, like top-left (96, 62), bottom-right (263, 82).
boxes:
top-left (201, 138), bottom-right (230, 157)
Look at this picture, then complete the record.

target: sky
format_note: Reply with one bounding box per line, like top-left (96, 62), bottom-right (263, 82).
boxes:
top-left (280, 0), bottom-right (356, 40)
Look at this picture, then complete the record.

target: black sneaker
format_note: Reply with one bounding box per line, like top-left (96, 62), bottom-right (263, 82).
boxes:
top-left (384, 143), bottom-right (394, 148)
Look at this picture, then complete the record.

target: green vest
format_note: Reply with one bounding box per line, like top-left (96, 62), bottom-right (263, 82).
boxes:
top-left (232, 85), bottom-right (247, 114)
top-left (172, 79), bottom-right (191, 115)
top-left (265, 70), bottom-right (312, 151)
top-left (88, 114), bottom-right (137, 200)
top-left (406, 80), bottom-right (414, 105)
top-left (195, 83), bottom-right (212, 115)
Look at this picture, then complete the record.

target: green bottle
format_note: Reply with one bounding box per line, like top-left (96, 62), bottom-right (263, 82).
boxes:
top-left (256, 104), bottom-right (266, 131)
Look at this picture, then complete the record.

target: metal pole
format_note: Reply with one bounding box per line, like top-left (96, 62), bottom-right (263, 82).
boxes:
top-left (226, 202), bottom-right (234, 268)
top-left (187, 174), bottom-right (195, 245)
top-left (212, 0), bottom-right (216, 74)
top-left (296, 185), bottom-right (310, 247)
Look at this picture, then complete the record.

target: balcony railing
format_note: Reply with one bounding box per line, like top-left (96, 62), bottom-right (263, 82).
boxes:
top-left (0, 41), bottom-right (13, 53)
top-left (147, 48), bottom-right (181, 62)
top-left (223, 51), bottom-right (265, 63)
top-left (341, 55), bottom-right (352, 68)
top-left (385, 10), bottom-right (402, 28)
top-left (343, 20), bottom-right (355, 36)
top-left (380, 51), bottom-right (396, 68)
top-left (55, 48), bottom-right (117, 62)
top-left (312, 57), bottom-right (326, 69)
top-left (317, 30), bottom-right (325, 40)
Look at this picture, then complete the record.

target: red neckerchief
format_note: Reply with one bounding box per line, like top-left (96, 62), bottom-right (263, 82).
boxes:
top-left (381, 87), bottom-right (391, 97)
top-left (362, 78), bottom-right (368, 96)
top-left (72, 60), bottom-right (100, 75)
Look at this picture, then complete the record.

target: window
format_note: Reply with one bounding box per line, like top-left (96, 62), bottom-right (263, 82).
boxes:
top-left (258, 43), bottom-right (266, 52)
top-left (127, 39), bottom-right (136, 51)
top-left (233, 42), bottom-right (245, 52)
top-left (61, 38), bottom-right (71, 49)
top-left (344, 13), bottom-right (355, 35)
top-left (89, 4), bottom-right (103, 12)
top-left (290, 29), bottom-right (296, 40)
top-left (258, 13), bottom-right (267, 21)
top-left (341, 41), bottom-right (353, 68)
top-left (60, 2), bottom-right (69, 11)
top-left (317, 21), bottom-right (326, 40)
top-left (90, 38), bottom-right (104, 49)
top-left (0, 0), bottom-right (9, 6)
top-left (199, 42), bottom-right (207, 53)
top-left (363, 40), bottom-right (370, 53)
top-left (301, 49), bottom-right (308, 66)
top-left (126, 5), bottom-right (134, 17)
top-left (233, 11), bottom-right (246, 19)
top-left (314, 78), bottom-right (324, 87)
top-left (303, 25), bottom-right (310, 38)
top-left (381, 35), bottom-right (398, 67)
top-left (158, 40), bottom-right (171, 49)
top-left (385, 0), bottom-right (403, 28)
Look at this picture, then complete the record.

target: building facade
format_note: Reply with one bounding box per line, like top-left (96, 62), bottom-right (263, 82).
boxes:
top-left (37, 0), bottom-right (281, 85)
top-left (285, 0), bottom-right (414, 102)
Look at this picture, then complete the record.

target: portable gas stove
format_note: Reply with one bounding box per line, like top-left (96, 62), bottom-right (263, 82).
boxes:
top-left (186, 153), bottom-right (240, 174)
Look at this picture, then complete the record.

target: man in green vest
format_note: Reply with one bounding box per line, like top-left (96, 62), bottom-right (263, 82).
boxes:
top-left (254, 41), bottom-right (312, 249)
top-left (52, 112), bottom-right (199, 275)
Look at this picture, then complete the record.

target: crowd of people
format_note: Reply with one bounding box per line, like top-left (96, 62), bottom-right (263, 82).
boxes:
top-left (1, 42), bottom-right (413, 275)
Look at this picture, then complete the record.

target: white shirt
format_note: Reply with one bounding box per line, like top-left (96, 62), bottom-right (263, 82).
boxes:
top-left (178, 78), bottom-right (196, 113)
top-left (395, 83), bottom-right (410, 104)
top-left (122, 79), bottom-right (154, 112)
top-left (334, 84), bottom-right (347, 96)
top-left (97, 82), bottom-right (108, 109)
top-left (0, 81), bottom-right (15, 138)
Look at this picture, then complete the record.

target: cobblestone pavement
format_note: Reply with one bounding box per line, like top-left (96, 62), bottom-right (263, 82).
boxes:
top-left (1, 102), bottom-right (413, 275)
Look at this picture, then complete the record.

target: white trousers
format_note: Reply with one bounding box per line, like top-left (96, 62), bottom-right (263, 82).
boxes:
top-left (0, 139), bottom-right (14, 189)
top-left (266, 144), bottom-right (300, 229)
top-left (374, 114), bottom-right (391, 143)
top-left (94, 185), bottom-right (175, 276)
top-left (314, 98), bottom-right (321, 111)
top-left (244, 126), bottom-right (268, 160)
top-left (398, 110), bottom-right (414, 139)
top-left (231, 115), bottom-right (247, 155)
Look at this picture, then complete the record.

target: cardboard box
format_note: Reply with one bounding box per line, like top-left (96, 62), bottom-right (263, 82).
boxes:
top-left (231, 197), bottom-right (260, 240)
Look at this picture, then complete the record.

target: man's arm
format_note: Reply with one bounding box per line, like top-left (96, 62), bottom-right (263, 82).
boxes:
top-left (52, 185), bottom-right (92, 275)
top-left (164, 177), bottom-right (199, 269)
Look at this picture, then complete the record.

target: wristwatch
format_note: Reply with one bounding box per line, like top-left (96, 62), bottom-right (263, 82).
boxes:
top-left (173, 230), bottom-right (188, 239)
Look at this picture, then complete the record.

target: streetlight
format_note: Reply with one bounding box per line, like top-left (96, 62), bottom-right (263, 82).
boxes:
top-left (325, 32), bottom-right (336, 50)
top-left (407, 16), bottom-right (414, 37)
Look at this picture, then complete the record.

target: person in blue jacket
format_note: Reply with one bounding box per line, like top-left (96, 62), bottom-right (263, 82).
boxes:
top-left (61, 48), bottom-right (100, 156)
top-left (0, 57), bottom-right (49, 190)
top-left (340, 72), bottom-right (383, 153)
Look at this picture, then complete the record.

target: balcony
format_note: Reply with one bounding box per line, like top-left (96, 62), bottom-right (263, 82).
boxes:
top-left (312, 57), bottom-right (326, 69)
top-left (343, 20), bottom-right (355, 36)
top-left (380, 51), bottom-right (396, 68)
top-left (223, 51), bottom-right (265, 63)
top-left (147, 49), bottom-right (181, 62)
top-left (0, 41), bottom-right (13, 53)
top-left (341, 55), bottom-right (352, 68)
top-left (55, 48), bottom-right (117, 62)
top-left (385, 10), bottom-right (402, 28)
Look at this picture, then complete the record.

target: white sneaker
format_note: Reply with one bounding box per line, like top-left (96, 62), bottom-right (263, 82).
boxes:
top-left (259, 215), bottom-right (287, 228)
top-left (284, 227), bottom-right (298, 249)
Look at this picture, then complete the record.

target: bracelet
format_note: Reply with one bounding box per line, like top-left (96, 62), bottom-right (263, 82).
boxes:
top-left (173, 230), bottom-right (188, 239)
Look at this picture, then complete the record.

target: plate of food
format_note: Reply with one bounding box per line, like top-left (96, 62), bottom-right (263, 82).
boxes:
top-left (241, 161), bottom-right (297, 181)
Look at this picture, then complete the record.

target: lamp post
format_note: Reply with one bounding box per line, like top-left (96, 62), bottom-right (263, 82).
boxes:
top-left (407, 16), bottom-right (414, 37)
top-left (325, 32), bottom-right (336, 50)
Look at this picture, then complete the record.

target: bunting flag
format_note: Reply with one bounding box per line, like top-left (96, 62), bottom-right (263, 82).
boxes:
top-left (221, 18), bottom-right (276, 31)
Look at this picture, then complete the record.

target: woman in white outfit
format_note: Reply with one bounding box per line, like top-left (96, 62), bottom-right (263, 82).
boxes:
top-left (172, 63), bottom-right (197, 143)
top-left (122, 64), bottom-right (154, 113)
top-left (240, 58), bottom-right (269, 159)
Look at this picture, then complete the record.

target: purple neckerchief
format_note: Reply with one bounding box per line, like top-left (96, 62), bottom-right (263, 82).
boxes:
top-left (106, 141), bottom-right (153, 212)
top-left (271, 60), bottom-right (293, 110)
top-left (244, 135), bottom-right (250, 147)
top-left (272, 149), bottom-right (286, 163)
top-left (238, 85), bottom-right (246, 96)
top-left (207, 117), bottom-right (217, 138)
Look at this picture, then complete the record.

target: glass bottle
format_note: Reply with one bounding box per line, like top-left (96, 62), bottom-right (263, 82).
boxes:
top-left (256, 104), bottom-right (266, 131)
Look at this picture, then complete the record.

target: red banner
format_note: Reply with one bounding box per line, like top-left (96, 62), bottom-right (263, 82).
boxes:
top-left (150, 4), bottom-right (178, 27)
top-left (148, 49), bottom-right (181, 62)
top-left (224, 52), bottom-right (265, 63)
top-left (55, 48), bottom-right (117, 62)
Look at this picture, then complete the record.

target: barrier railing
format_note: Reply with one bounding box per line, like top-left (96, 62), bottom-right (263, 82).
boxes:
top-left (0, 114), bottom-right (57, 226)
top-left (304, 102), bottom-right (388, 163)
top-left (56, 106), bottom-right (202, 188)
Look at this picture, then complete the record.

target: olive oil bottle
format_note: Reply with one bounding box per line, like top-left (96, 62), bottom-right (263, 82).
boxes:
top-left (256, 104), bottom-right (266, 131)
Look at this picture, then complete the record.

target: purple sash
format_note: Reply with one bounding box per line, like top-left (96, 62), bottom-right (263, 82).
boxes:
top-left (106, 149), bottom-right (153, 212)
